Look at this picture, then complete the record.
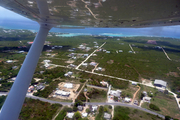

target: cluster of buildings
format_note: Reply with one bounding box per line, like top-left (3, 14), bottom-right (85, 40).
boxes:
top-left (108, 85), bottom-right (132, 103)
top-left (78, 44), bottom-right (91, 52)
top-left (27, 83), bottom-right (45, 93)
top-left (43, 59), bottom-right (51, 68)
top-left (55, 90), bottom-right (70, 97)
top-left (53, 83), bottom-right (76, 98)
top-left (64, 71), bottom-right (73, 77)
top-left (66, 105), bottom-right (99, 119)
top-left (68, 53), bottom-right (89, 60)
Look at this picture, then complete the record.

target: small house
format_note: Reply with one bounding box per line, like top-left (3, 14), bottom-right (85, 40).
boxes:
top-left (55, 90), bottom-right (70, 97)
top-left (132, 81), bottom-right (137, 85)
top-left (90, 105), bottom-right (98, 112)
top-left (67, 113), bottom-right (74, 119)
top-left (81, 113), bottom-right (88, 117)
top-left (77, 106), bottom-right (83, 111)
top-left (104, 113), bottom-right (111, 120)
top-left (143, 96), bottom-right (151, 103)
top-left (124, 97), bottom-right (131, 103)
top-left (109, 90), bottom-right (121, 97)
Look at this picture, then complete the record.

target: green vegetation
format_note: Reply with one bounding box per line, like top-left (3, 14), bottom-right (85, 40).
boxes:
top-left (141, 91), bottom-right (180, 118)
top-left (0, 95), bottom-right (6, 109)
top-left (149, 103), bottom-right (160, 111)
top-left (79, 79), bottom-right (86, 83)
top-left (95, 106), bottom-right (105, 120)
top-left (34, 67), bottom-right (65, 79)
top-left (55, 108), bottom-right (67, 120)
top-left (73, 111), bottom-right (82, 120)
top-left (109, 79), bottom-right (129, 89)
top-left (33, 80), bottom-right (62, 98)
top-left (77, 92), bottom-right (86, 102)
top-left (113, 106), bottom-right (130, 120)
top-left (113, 106), bottom-right (163, 120)
top-left (87, 88), bottom-right (107, 102)
top-left (19, 98), bottom-right (62, 120)
top-left (0, 80), bottom-right (13, 92)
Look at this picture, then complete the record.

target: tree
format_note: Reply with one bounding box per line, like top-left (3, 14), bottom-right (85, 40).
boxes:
top-left (165, 116), bottom-right (172, 120)
top-left (114, 96), bottom-right (118, 102)
top-left (140, 93), bottom-right (145, 100)
top-left (73, 111), bottom-right (82, 120)
top-left (73, 106), bottom-right (78, 112)
top-left (86, 108), bottom-right (91, 113)
top-left (149, 103), bottom-right (160, 111)
top-left (121, 91), bottom-right (126, 98)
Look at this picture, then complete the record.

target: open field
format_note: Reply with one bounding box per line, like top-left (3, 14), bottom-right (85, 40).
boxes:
top-left (19, 98), bottom-right (62, 120)
top-left (114, 106), bottom-right (163, 120)
top-left (141, 90), bottom-right (180, 118)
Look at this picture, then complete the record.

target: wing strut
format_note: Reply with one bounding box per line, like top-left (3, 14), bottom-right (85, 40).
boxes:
top-left (0, 24), bottom-right (52, 120)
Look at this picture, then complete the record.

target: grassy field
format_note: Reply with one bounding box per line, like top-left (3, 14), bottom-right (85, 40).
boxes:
top-left (141, 92), bottom-right (180, 119)
top-left (19, 98), bottom-right (62, 120)
top-left (114, 106), bottom-right (163, 120)
top-left (87, 87), bottom-right (107, 102)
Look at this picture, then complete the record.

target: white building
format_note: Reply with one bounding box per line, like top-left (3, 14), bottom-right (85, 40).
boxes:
top-left (82, 63), bottom-right (88, 67)
top-left (55, 90), bottom-right (70, 96)
top-left (64, 71), bottom-right (73, 77)
top-left (109, 90), bottom-right (121, 97)
top-left (100, 81), bottom-right (108, 87)
top-left (154, 79), bottom-right (167, 89)
top-left (6, 60), bottom-right (13, 63)
top-left (67, 113), bottom-right (74, 119)
top-left (143, 96), bottom-right (151, 103)
top-left (96, 67), bottom-right (102, 71)
top-left (64, 83), bottom-right (73, 89)
top-left (11, 77), bottom-right (16, 81)
top-left (90, 62), bottom-right (97, 66)
top-left (44, 63), bottom-right (50, 68)
top-left (43, 59), bottom-right (51, 63)
top-left (124, 97), bottom-right (131, 103)
top-left (132, 81), bottom-right (137, 85)
top-left (81, 113), bottom-right (88, 117)
top-left (91, 105), bottom-right (98, 112)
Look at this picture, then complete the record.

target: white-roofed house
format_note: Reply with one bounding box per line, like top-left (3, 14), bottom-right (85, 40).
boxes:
top-left (55, 90), bottom-right (70, 97)
top-left (104, 113), bottom-right (111, 120)
top-left (81, 113), bottom-right (88, 117)
top-left (124, 97), bottom-right (131, 103)
top-left (67, 112), bottom-right (74, 119)
top-left (154, 79), bottom-right (167, 89)
top-left (90, 105), bottom-right (98, 112)
top-left (143, 96), bottom-right (151, 103)
top-left (109, 90), bottom-right (121, 97)
top-left (64, 83), bottom-right (73, 89)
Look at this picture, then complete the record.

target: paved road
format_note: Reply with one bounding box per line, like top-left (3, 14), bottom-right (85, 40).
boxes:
top-left (129, 44), bottom-right (135, 54)
top-left (0, 92), bottom-right (72, 106)
top-left (76, 42), bottom-right (106, 69)
top-left (73, 80), bottom-right (88, 103)
top-left (86, 84), bottom-right (108, 90)
top-left (0, 92), bottom-right (165, 119)
top-left (162, 47), bottom-right (172, 61)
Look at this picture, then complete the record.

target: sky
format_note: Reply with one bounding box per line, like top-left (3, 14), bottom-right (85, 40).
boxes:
top-left (0, 6), bottom-right (180, 38)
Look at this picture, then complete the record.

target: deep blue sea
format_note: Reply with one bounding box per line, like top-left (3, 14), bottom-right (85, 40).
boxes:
top-left (0, 19), bottom-right (180, 38)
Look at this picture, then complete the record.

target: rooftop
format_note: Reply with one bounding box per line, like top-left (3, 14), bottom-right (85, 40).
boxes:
top-left (154, 79), bottom-right (167, 87)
